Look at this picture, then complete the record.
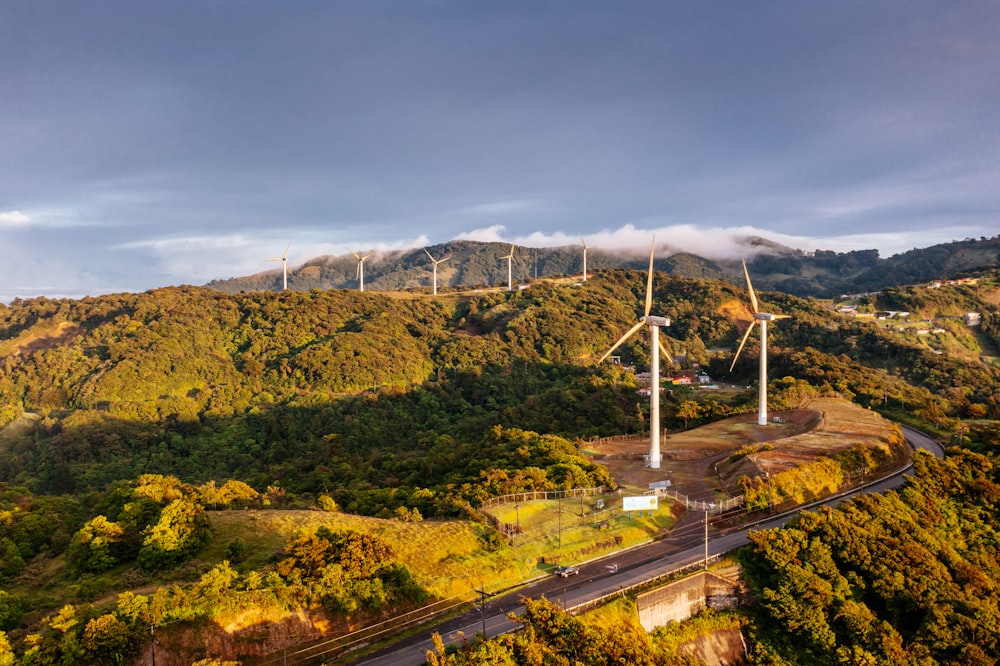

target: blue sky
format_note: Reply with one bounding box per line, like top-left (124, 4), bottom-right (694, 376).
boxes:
top-left (2, 2), bottom-right (999, 301)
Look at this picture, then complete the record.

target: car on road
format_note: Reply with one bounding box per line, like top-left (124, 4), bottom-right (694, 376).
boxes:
top-left (554, 565), bottom-right (580, 577)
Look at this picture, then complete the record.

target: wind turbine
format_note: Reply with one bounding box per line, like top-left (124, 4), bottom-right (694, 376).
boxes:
top-left (267, 243), bottom-right (290, 291)
top-left (598, 238), bottom-right (672, 469)
top-left (729, 259), bottom-right (791, 426)
top-left (580, 236), bottom-right (589, 282)
top-left (502, 244), bottom-right (515, 291)
top-left (424, 248), bottom-right (450, 295)
top-left (350, 250), bottom-right (371, 292)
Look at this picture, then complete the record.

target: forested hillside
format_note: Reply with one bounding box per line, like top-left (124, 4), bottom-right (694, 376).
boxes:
top-left (0, 268), bottom-right (998, 663)
top-left (206, 235), bottom-right (1000, 298)
top-left (4, 271), bottom-right (996, 507)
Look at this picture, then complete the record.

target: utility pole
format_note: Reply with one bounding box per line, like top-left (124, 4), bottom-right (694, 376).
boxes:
top-left (703, 511), bottom-right (709, 570)
top-left (476, 584), bottom-right (488, 637)
top-left (150, 625), bottom-right (156, 666)
top-left (514, 501), bottom-right (521, 545)
top-left (558, 493), bottom-right (563, 549)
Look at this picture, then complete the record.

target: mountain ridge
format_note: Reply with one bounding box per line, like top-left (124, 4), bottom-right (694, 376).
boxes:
top-left (206, 235), bottom-right (1000, 298)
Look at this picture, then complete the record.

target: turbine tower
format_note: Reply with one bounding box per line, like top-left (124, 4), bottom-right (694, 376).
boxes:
top-left (424, 248), bottom-right (450, 295)
top-left (267, 243), bottom-right (290, 291)
top-left (729, 259), bottom-right (791, 426)
top-left (350, 250), bottom-right (371, 292)
top-left (502, 244), bottom-right (515, 291)
top-left (598, 238), bottom-right (673, 469)
top-left (580, 236), bottom-right (589, 282)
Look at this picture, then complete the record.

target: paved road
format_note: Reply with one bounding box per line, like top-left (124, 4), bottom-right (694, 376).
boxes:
top-left (349, 425), bottom-right (944, 666)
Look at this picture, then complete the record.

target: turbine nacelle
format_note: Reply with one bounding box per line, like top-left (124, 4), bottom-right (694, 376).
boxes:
top-left (644, 316), bottom-right (671, 327)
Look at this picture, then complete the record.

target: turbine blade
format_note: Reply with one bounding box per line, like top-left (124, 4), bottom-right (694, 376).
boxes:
top-left (282, 243), bottom-right (290, 260)
top-left (350, 249), bottom-right (360, 260)
top-left (658, 337), bottom-right (674, 365)
top-left (441, 255), bottom-right (451, 263)
top-left (644, 237), bottom-right (655, 317)
top-left (773, 314), bottom-right (792, 320)
top-left (424, 248), bottom-right (435, 262)
top-left (742, 259), bottom-right (759, 314)
top-left (580, 235), bottom-right (588, 249)
top-left (729, 323), bottom-right (757, 372)
top-left (598, 320), bottom-right (645, 364)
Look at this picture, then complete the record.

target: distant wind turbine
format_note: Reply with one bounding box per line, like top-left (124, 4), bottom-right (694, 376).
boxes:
top-left (580, 236), bottom-right (589, 282)
top-left (350, 250), bottom-right (371, 292)
top-left (267, 243), bottom-right (290, 291)
top-left (729, 259), bottom-right (791, 426)
top-left (598, 238), bottom-right (673, 469)
top-left (502, 244), bottom-right (515, 291)
top-left (424, 248), bottom-right (450, 295)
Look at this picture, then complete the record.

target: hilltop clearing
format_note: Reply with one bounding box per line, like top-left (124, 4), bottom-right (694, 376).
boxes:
top-left (587, 396), bottom-right (906, 511)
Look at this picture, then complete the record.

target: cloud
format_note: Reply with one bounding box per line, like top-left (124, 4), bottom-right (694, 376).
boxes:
top-left (459, 200), bottom-right (541, 216)
top-left (0, 210), bottom-right (30, 226)
top-left (114, 231), bottom-right (441, 285)
top-left (0, 207), bottom-right (111, 229)
top-left (442, 222), bottom-right (990, 262)
top-left (455, 225), bottom-right (509, 243)
top-left (454, 223), bottom-right (802, 261)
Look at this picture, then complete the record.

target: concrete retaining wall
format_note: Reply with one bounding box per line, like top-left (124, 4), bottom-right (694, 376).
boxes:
top-left (636, 571), bottom-right (742, 632)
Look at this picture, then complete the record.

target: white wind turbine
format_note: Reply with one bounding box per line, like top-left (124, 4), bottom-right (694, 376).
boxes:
top-left (502, 244), bottom-right (515, 291)
top-left (729, 259), bottom-right (791, 426)
top-left (268, 243), bottom-right (290, 291)
top-left (424, 248), bottom-right (450, 295)
top-left (598, 238), bottom-right (672, 469)
top-left (580, 236), bottom-right (589, 282)
top-left (350, 250), bottom-right (371, 292)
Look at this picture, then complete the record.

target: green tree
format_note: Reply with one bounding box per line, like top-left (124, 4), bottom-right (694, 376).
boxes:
top-left (82, 614), bottom-right (133, 664)
top-left (138, 498), bottom-right (211, 571)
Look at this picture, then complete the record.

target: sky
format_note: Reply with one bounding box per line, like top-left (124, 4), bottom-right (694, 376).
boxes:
top-left (2, 2), bottom-right (999, 302)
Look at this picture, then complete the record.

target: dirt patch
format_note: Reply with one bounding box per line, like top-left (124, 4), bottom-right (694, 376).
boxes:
top-left (0, 321), bottom-right (84, 356)
top-left (586, 397), bottom-right (898, 505)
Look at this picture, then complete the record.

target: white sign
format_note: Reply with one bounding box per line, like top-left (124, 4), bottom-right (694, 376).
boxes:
top-left (623, 495), bottom-right (658, 511)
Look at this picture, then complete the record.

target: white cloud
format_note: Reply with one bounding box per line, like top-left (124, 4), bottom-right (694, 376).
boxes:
top-left (443, 221), bottom-right (990, 262)
top-left (468, 223), bottom-right (800, 261)
top-left (455, 225), bottom-right (509, 243)
top-left (0, 210), bottom-right (30, 225)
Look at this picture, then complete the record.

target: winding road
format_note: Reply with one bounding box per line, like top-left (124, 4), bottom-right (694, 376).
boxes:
top-left (338, 425), bottom-right (944, 666)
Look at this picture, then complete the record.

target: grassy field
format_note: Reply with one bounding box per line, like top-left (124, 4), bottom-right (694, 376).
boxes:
top-left (207, 499), bottom-right (678, 601)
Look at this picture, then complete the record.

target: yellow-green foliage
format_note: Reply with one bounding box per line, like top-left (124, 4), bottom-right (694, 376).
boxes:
top-left (651, 608), bottom-right (748, 654)
top-left (774, 458), bottom-right (844, 504)
top-left (208, 503), bottom-right (677, 600)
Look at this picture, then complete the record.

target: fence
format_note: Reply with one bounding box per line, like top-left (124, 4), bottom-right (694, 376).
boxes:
top-left (656, 489), bottom-right (745, 514)
top-left (483, 485), bottom-right (744, 547)
top-left (479, 486), bottom-right (606, 511)
top-left (587, 431), bottom-right (665, 445)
